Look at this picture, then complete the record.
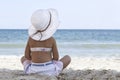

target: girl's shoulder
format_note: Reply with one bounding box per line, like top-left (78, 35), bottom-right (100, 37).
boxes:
top-left (28, 37), bottom-right (51, 41)
top-left (49, 37), bottom-right (55, 41)
top-left (49, 37), bottom-right (56, 43)
top-left (28, 37), bottom-right (56, 43)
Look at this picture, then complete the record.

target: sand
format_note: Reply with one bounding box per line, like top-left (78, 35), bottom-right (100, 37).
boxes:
top-left (0, 56), bottom-right (120, 80)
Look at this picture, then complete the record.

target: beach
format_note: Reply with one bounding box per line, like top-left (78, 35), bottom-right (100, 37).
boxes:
top-left (0, 56), bottom-right (120, 80)
top-left (1, 29), bottom-right (120, 79)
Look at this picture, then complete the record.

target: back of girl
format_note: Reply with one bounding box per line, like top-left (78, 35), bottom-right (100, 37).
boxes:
top-left (21, 8), bottom-right (71, 76)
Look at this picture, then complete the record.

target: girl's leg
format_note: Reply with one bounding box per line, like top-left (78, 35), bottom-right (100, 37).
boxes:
top-left (60, 55), bottom-right (71, 69)
top-left (21, 56), bottom-right (31, 74)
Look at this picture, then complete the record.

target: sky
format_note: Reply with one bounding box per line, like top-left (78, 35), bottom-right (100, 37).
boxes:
top-left (0, 0), bottom-right (120, 29)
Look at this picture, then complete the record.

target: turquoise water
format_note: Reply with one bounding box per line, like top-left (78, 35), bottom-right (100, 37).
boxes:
top-left (0, 29), bottom-right (120, 58)
top-left (0, 29), bottom-right (120, 43)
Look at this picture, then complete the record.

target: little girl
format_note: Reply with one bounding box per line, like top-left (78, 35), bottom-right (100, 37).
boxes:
top-left (21, 8), bottom-right (71, 76)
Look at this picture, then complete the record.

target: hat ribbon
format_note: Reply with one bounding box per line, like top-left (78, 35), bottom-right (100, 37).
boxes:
top-left (31, 12), bottom-right (51, 40)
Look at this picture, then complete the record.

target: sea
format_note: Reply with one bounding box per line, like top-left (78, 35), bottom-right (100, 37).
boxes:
top-left (0, 29), bottom-right (120, 58)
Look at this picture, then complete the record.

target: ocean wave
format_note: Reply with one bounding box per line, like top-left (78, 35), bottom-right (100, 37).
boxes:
top-left (0, 42), bottom-right (120, 58)
top-left (0, 42), bottom-right (120, 49)
top-left (58, 42), bottom-right (120, 49)
top-left (0, 43), bottom-right (26, 48)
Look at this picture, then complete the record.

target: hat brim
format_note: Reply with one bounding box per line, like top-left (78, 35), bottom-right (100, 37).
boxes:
top-left (28, 9), bottom-right (59, 41)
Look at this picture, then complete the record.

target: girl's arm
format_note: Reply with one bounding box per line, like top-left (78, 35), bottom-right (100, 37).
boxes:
top-left (24, 38), bottom-right (31, 60)
top-left (52, 38), bottom-right (59, 60)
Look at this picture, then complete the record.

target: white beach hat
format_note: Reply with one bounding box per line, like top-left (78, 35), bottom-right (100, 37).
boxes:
top-left (28, 8), bottom-right (59, 41)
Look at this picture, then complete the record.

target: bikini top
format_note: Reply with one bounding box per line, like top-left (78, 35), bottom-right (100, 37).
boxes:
top-left (30, 47), bottom-right (52, 52)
